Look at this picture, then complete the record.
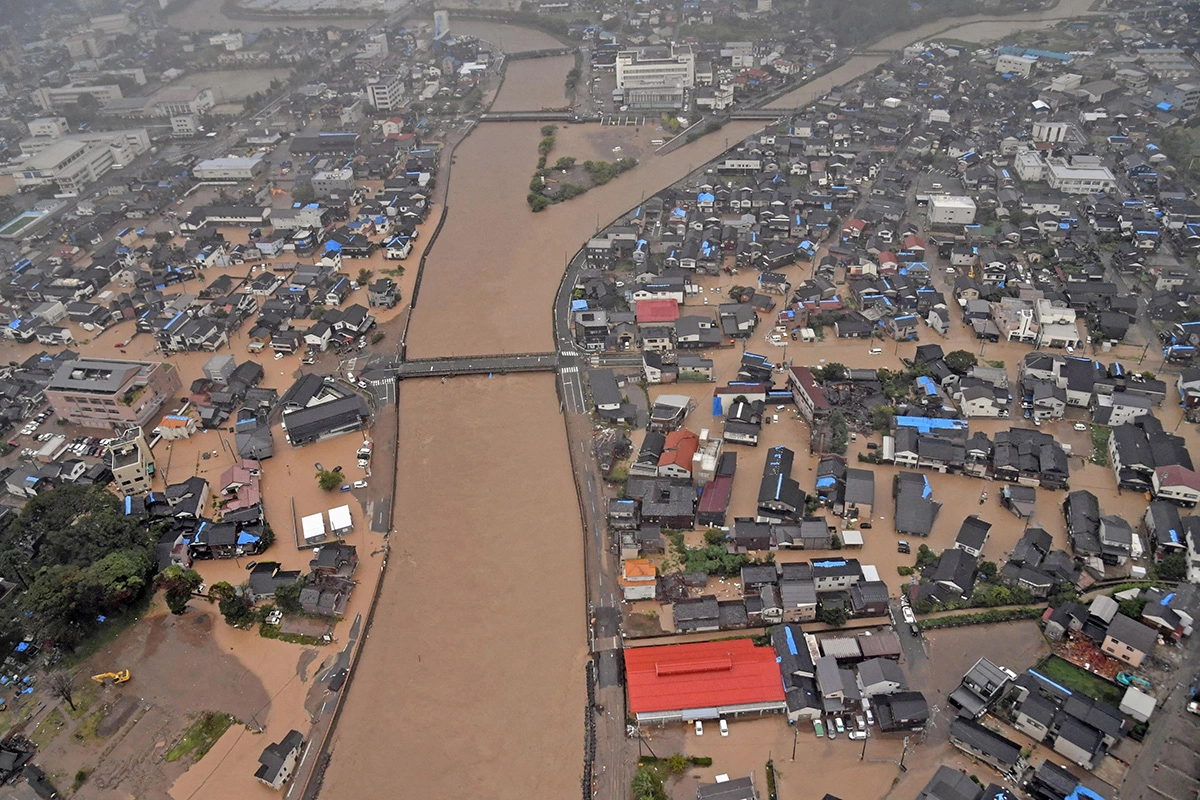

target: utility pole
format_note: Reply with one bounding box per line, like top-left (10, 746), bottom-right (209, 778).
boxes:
top-left (791, 726), bottom-right (798, 761)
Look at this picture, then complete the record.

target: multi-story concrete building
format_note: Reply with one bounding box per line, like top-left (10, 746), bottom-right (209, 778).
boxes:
top-left (1045, 158), bottom-right (1116, 195)
top-left (46, 358), bottom-right (181, 430)
top-left (616, 44), bottom-right (695, 109)
top-left (1032, 120), bottom-right (1070, 143)
top-left (365, 74), bottom-right (405, 111)
top-left (996, 53), bottom-right (1036, 77)
top-left (32, 83), bottom-right (123, 111)
top-left (171, 114), bottom-right (198, 137)
top-left (27, 116), bottom-right (68, 139)
top-left (12, 139), bottom-right (113, 193)
top-left (152, 86), bottom-right (214, 117)
top-left (927, 195), bottom-right (977, 226)
top-left (10, 129), bottom-right (149, 192)
top-left (1149, 82), bottom-right (1200, 113)
top-left (310, 167), bottom-right (356, 198)
top-left (108, 426), bottom-right (155, 495)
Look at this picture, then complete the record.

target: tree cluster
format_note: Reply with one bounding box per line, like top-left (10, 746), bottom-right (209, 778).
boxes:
top-left (0, 486), bottom-right (160, 648)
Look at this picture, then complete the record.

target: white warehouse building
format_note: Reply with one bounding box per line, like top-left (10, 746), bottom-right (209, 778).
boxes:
top-left (927, 195), bottom-right (978, 226)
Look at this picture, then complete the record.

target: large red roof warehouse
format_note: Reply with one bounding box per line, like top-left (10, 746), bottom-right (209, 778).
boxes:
top-left (624, 639), bottom-right (784, 715)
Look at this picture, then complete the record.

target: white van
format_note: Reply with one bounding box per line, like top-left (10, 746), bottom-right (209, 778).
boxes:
top-left (869, 347), bottom-right (883, 355)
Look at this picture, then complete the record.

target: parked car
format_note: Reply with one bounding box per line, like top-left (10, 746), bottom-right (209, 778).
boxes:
top-left (352, 480), bottom-right (368, 489)
top-left (694, 720), bottom-right (703, 736)
top-left (834, 717), bottom-right (845, 734)
top-left (1073, 422), bottom-right (1087, 431)
top-left (719, 719), bottom-right (728, 737)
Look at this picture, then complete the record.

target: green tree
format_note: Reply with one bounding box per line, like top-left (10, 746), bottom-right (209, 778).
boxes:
top-left (527, 193), bottom-right (550, 212)
top-left (915, 544), bottom-right (938, 569)
top-left (156, 566), bottom-right (203, 615)
top-left (356, 268), bottom-right (374, 285)
top-left (872, 405), bottom-right (895, 431)
top-left (978, 561), bottom-right (998, 580)
top-left (553, 156), bottom-right (576, 171)
top-left (666, 753), bottom-right (688, 774)
top-left (274, 581), bottom-right (304, 615)
top-left (827, 410), bottom-right (849, 455)
top-left (703, 529), bottom-right (726, 546)
top-left (944, 349), bottom-right (978, 375)
top-left (631, 766), bottom-right (666, 800)
top-left (210, 582), bottom-right (254, 625)
top-left (154, 231), bottom-right (173, 244)
top-left (1156, 553), bottom-right (1187, 582)
top-left (816, 362), bottom-right (848, 382)
top-left (819, 605), bottom-right (848, 627)
top-left (292, 183), bottom-right (316, 204)
top-left (540, 124), bottom-right (558, 137)
top-left (317, 469), bottom-right (342, 491)
top-left (84, 548), bottom-right (153, 610)
top-left (22, 565), bottom-right (91, 646)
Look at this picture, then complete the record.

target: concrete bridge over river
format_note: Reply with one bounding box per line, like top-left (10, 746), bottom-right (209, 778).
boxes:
top-left (391, 352), bottom-right (559, 379)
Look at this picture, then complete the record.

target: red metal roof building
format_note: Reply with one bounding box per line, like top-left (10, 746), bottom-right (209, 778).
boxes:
top-left (636, 299), bottom-right (680, 325)
top-left (624, 639), bottom-right (786, 723)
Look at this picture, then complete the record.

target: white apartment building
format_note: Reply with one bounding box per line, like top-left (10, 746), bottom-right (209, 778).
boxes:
top-left (1045, 158), bottom-right (1116, 195)
top-left (365, 74), bottom-right (405, 111)
top-left (171, 114), bottom-right (198, 137)
top-left (1015, 149), bottom-right (1046, 182)
top-left (27, 117), bottom-right (68, 139)
top-left (927, 195), bottom-right (977, 226)
top-left (616, 44), bottom-right (695, 109)
top-left (996, 53), bottom-right (1036, 77)
top-left (1032, 120), bottom-right (1070, 144)
top-left (311, 168), bottom-right (356, 198)
top-left (32, 83), bottom-right (123, 111)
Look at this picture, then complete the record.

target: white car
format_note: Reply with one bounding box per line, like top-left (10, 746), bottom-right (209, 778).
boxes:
top-left (694, 720), bottom-right (703, 736)
top-left (902, 606), bottom-right (917, 626)
top-left (274, 352), bottom-right (284, 360)
top-left (352, 480), bottom-right (368, 489)
top-left (719, 719), bottom-right (729, 737)
top-left (1073, 422), bottom-right (1087, 431)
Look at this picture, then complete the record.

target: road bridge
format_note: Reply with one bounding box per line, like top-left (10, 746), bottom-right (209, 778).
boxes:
top-left (507, 47), bottom-right (578, 60)
top-left (728, 107), bottom-right (806, 120)
top-left (392, 352), bottom-right (559, 379)
top-left (478, 111), bottom-right (599, 123)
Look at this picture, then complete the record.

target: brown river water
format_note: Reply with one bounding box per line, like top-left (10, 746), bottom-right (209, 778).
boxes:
top-left (300, 0), bottom-right (1108, 796)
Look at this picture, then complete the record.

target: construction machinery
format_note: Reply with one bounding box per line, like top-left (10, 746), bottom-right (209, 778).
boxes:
top-left (91, 670), bottom-right (130, 685)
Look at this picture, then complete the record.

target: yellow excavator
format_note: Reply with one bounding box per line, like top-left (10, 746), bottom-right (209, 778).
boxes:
top-left (91, 669), bottom-right (131, 685)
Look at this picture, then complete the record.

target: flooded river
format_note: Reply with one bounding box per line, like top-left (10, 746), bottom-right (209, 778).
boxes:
top-left (321, 1), bottom-right (1110, 796)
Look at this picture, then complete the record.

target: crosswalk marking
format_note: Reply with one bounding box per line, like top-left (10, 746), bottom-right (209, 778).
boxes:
top-left (560, 366), bottom-right (579, 374)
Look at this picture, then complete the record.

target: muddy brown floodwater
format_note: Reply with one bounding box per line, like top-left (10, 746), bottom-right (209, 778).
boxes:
top-left (317, 375), bottom-right (589, 800)
top-left (319, 3), bottom-right (1114, 797)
